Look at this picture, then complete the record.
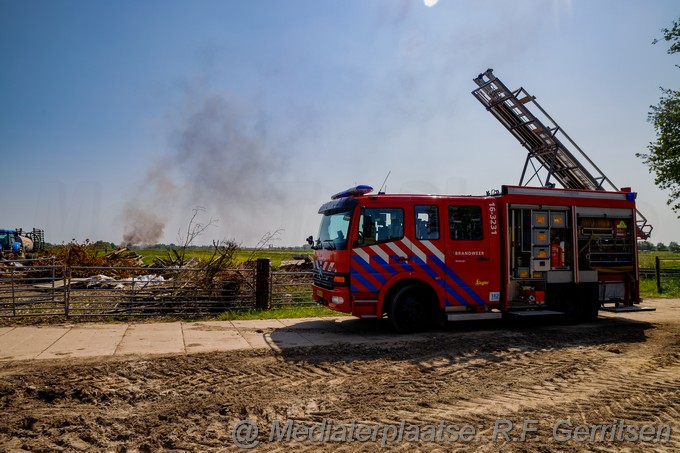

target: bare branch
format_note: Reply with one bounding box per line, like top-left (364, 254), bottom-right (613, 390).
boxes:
top-left (246, 228), bottom-right (284, 263)
top-left (170, 207), bottom-right (219, 266)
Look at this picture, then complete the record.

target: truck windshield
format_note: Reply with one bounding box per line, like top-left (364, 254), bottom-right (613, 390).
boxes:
top-left (317, 209), bottom-right (352, 250)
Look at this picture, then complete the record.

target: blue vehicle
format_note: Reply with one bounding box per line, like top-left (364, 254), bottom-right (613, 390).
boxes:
top-left (0, 228), bottom-right (44, 257)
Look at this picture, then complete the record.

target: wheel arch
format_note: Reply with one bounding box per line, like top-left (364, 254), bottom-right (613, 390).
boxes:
top-left (378, 277), bottom-right (440, 316)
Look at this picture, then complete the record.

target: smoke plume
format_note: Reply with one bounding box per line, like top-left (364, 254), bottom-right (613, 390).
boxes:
top-left (122, 89), bottom-right (289, 246)
top-left (122, 207), bottom-right (165, 246)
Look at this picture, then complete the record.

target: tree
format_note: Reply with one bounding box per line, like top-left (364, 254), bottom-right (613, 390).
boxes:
top-left (637, 18), bottom-right (680, 214)
top-left (657, 242), bottom-right (668, 251)
top-left (638, 240), bottom-right (656, 251)
top-left (669, 241), bottom-right (680, 252)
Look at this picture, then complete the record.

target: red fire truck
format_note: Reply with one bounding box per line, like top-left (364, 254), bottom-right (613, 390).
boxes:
top-left (309, 70), bottom-right (655, 332)
top-left (309, 184), bottom-right (647, 332)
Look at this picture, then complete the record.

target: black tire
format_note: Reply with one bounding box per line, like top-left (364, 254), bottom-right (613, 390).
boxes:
top-left (563, 298), bottom-right (585, 324)
top-left (387, 285), bottom-right (433, 333)
top-left (583, 298), bottom-right (600, 322)
top-left (581, 283), bottom-right (601, 322)
top-left (558, 283), bottom-right (599, 324)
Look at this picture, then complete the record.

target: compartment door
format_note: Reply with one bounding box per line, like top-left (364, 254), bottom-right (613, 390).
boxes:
top-left (443, 201), bottom-right (492, 308)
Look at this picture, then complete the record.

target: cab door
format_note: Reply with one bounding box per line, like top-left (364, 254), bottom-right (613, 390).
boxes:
top-left (443, 200), bottom-right (493, 308)
top-left (349, 204), bottom-right (409, 316)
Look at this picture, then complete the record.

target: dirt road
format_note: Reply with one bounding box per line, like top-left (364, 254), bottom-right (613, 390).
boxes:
top-left (1, 300), bottom-right (679, 452)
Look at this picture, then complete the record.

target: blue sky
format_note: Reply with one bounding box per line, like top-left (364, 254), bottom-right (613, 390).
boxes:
top-left (1, 0), bottom-right (678, 246)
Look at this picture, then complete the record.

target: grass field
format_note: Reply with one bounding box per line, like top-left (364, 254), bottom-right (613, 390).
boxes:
top-left (135, 248), bottom-right (312, 268)
top-left (639, 251), bottom-right (680, 298)
top-left (638, 250), bottom-right (680, 268)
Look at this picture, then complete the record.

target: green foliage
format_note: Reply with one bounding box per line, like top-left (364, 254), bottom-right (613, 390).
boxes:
top-left (670, 241), bottom-right (680, 252)
top-left (92, 240), bottom-right (117, 251)
top-left (653, 18), bottom-right (680, 56)
top-left (638, 240), bottom-right (656, 251)
top-left (638, 17), bottom-right (680, 215)
top-left (657, 242), bottom-right (669, 251)
top-left (639, 276), bottom-right (680, 298)
top-left (640, 88), bottom-right (680, 213)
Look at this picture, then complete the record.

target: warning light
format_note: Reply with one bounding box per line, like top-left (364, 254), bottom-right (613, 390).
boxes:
top-left (331, 185), bottom-right (374, 200)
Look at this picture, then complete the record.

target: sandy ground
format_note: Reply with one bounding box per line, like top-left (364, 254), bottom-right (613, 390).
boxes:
top-left (1, 299), bottom-right (679, 452)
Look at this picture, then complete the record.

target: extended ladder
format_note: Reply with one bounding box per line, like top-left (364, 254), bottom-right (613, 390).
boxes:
top-left (472, 69), bottom-right (652, 239)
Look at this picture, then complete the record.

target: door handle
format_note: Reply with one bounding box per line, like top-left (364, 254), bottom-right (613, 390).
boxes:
top-left (396, 256), bottom-right (409, 262)
top-left (477, 256), bottom-right (489, 261)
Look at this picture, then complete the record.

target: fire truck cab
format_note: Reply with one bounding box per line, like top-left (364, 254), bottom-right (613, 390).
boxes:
top-left (310, 184), bottom-right (645, 332)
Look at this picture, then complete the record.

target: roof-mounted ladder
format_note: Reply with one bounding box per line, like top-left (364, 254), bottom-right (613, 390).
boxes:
top-left (472, 69), bottom-right (652, 239)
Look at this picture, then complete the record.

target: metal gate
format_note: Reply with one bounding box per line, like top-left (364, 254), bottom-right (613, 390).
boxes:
top-left (0, 258), bottom-right (67, 317)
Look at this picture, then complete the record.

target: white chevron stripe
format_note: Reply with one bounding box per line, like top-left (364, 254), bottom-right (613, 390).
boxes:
top-left (400, 237), bottom-right (426, 262)
top-left (386, 241), bottom-right (408, 258)
top-left (370, 245), bottom-right (390, 263)
top-left (420, 240), bottom-right (445, 262)
top-left (354, 248), bottom-right (370, 263)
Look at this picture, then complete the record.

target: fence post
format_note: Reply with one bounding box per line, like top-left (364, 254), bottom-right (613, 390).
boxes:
top-left (64, 266), bottom-right (70, 317)
top-left (51, 261), bottom-right (56, 313)
top-left (255, 258), bottom-right (271, 310)
top-left (656, 256), bottom-right (662, 293)
top-left (11, 267), bottom-right (16, 317)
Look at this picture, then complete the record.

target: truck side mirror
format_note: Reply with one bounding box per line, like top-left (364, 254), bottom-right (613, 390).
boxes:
top-left (306, 235), bottom-right (314, 246)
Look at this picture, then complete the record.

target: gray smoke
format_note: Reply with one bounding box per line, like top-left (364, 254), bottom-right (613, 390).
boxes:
top-left (122, 90), bottom-right (289, 246)
top-left (122, 207), bottom-right (165, 246)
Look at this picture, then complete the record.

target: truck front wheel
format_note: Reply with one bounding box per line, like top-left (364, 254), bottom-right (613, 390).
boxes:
top-left (388, 285), bottom-right (432, 333)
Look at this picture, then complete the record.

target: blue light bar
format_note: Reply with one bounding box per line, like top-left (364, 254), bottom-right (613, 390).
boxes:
top-left (331, 185), bottom-right (374, 200)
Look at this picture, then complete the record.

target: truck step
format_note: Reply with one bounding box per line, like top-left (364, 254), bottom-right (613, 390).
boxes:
top-left (447, 312), bottom-right (503, 322)
top-left (599, 305), bottom-right (656, 313)
top-left (506, 310), bottom-right (565, 317)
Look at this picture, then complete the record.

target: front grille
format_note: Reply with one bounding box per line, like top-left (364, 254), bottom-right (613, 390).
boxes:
top-left (313, 269), bottom-right (336, 289)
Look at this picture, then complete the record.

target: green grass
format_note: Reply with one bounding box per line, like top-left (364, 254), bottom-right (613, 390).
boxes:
top-left (215, 304), bottom-right (347, 321)
top-left (638, 251), bottom-right (680, 268)
top-left (640, 277), bottom-right (680, 299)
top-left (234, 250), bottom-right (312, 268)
top-left (638, 251), bottom-right (680, 298)
top-left (135, 248), bottom-right (312, 268)
top-left (135, 248), bottom-right (214, 264)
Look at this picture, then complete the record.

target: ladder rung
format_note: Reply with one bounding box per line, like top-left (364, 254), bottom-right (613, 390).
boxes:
top-left (509, 119), bottom-right (537, 130)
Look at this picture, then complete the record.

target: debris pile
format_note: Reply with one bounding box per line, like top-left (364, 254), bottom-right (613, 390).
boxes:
top-left (40, 242), bottom-right (146, 272)
top-left (279, 254), bottom-right (313, 270)
top-left (104, 248), bottom-right (145, 266)
top-left (2, 238), bottom-right (313, 316)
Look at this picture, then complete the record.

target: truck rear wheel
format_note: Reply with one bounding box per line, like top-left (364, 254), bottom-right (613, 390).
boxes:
top-left (388, 285), bottom-right (432, 333)
top-left (556, 283), bottom-right (599, 324)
